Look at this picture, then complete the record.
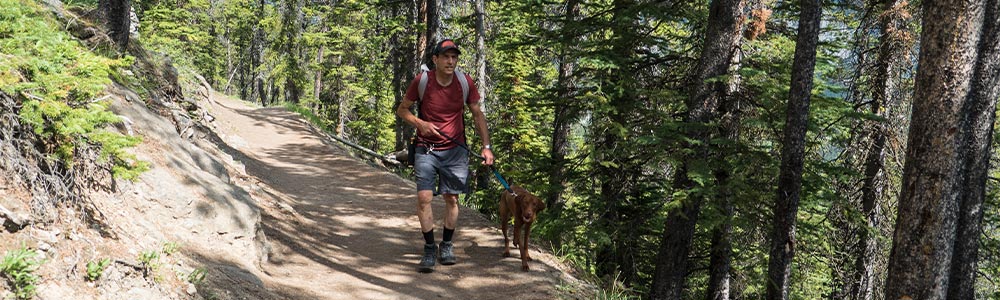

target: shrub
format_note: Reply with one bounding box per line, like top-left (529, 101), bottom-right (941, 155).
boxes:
top-left (187, 267), bottom-right (206, 284)
top-left (161, 241), bottom-right (181, 256)
top-left (0, 247), bottom-right (42, 300)
top-left (85, 258), bottom-right (111, 282)
top-left (0, 0), bottom-right (148, 180)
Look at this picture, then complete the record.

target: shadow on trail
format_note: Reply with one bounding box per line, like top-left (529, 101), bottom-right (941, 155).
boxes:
top-left (185, 251), bottom-right (323, 300)
top-left (212, 101), bottom-right (562, 299)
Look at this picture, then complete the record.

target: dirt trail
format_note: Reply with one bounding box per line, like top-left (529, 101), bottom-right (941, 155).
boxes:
top-left (204, 92), bottom-right (579, 300)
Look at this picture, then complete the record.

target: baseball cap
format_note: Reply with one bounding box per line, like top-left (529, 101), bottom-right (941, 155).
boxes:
top-left (434, 39), bottom-right (461, 55)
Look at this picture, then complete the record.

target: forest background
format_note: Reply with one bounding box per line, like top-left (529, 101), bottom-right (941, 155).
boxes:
top-left (10, 0), bottom-right (1000, 299)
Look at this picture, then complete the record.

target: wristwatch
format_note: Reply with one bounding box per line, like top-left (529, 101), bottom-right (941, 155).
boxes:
top-left (484, 144), bottom-right (492, 150)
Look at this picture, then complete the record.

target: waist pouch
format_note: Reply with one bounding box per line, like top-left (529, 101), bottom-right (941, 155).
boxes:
top-left (407, 137), bottom-right (417, 166)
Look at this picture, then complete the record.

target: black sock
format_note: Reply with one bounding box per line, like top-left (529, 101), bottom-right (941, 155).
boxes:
top-left (423, 229), bottom-right (435, 245)
top-left (443, 227), bottom-right (455, 242)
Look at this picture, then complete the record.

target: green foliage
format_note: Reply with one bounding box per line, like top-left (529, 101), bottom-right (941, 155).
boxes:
top-left (139, 0), bottom-right (224, 84)
top-left (138, 249), bottom-right (161, 280)
top-left (282, 102), bottom-right (327, 127)
top-left (1, 0), bottom-right (147, 179)
top-left (161, 241), bottom-right (181, 256)
top-left (977, 132), bottom-right (1000, 299)
top-left (594, 273), bottom-right (639, 300)
top-left (85, 258), bottom-right (111, 282)
top-left (186, 267), bottom-right (207, 284)
top-left (61, 0), bottom-right (98, 8)
top-left (138, 250), bottom-right (159, 265)
top-left (127, 0), bottom-right (929, 297)
top-left (0, 247), bottom-right (41, 300)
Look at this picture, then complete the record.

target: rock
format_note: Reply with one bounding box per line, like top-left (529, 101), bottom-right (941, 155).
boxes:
top-left (0, 201), bottom-right (30, 233)
top-left (35, 229), bottom-right (59, 244)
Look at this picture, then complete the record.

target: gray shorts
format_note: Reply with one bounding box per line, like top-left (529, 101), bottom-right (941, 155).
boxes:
top-left (414, 146), bottom-right (470, 195)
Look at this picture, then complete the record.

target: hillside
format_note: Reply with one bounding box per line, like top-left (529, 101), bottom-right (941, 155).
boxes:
top-left (0, 2), bottom-right (590, 299)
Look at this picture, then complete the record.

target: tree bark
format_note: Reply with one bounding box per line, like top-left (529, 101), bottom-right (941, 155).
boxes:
top-left (420, 0), bottom-right (439, 66)
top-left (765, 0), bottom-right (821, 299)
top-left (99, 0), bottom-right (132, 51)
top-left (706, 189), bottom-right (733, 300)
top-left (706, 24), bottom-right (746, 300)
top-left (315, 42), bottom-right (325, 103)
top-left (946, 0), bottom-right (1000, 298)
top-left (474, 0), bottom-right (489, 113)
top-left (851, 1), bottom-right (910, 299)
top-left (884, 0), bottom-right (986, 298)
top-left (649, 0), bottom-right (745, 299)
top-left (335, 54), bottom-right (345, 136)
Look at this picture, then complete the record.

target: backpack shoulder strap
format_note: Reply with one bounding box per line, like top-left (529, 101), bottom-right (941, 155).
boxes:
top-left (417, 70), bottom-right (429, 101)
top-left (420, 68), bottom-right (469, 104)
top-left (454, 69), bottom-right (470, 104)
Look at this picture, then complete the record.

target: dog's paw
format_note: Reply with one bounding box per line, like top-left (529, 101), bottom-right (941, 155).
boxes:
top-left (521, 264), bottom-right (530, 271)
top-left (502, 251), bottom-right (511, 257)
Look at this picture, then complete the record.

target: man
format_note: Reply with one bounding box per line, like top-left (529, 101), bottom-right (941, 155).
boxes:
top-left (396, 39), bottom-right (494, 273)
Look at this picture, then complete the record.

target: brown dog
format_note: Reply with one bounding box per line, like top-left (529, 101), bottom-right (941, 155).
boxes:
top-left (499, 185), bottom-right (546, 271)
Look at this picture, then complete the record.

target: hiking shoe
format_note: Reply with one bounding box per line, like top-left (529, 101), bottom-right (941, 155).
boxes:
top-left (439, 241), bottom-right (456, 265)
top-left (418, 243), bottom-right (437, 273)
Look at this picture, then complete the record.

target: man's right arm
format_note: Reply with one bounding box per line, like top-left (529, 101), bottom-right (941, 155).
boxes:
top-left (397, 99), bottom-right (440, 138)
top-left (396, 98), bottom-right (418, 127)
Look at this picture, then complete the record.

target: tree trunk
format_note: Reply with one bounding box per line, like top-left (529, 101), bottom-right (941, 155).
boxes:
top-left (285, 76), bottom-right (301, 104)
top-left (392, 0), bottom-right (417, 151)
top-left (765, 0), bottom-right (821, 299)
top-left (315, 43), bottom-right (325, 103)
top-left (946, 0), bottom-right (1000, 298)
top-left (884, 0), bottom-right (985, 298)
top-left (336, 54), bottom-right (345, 137)
top-left (284, 0), bottom-right (304, 105)
top-left (416, 0), bottom-right (428, 67)
top-left (99, 0), bottom-right (132, 51)
top-left (252, 0), bottom-right (266, 105)
top-left (268, 78), bottom-right (278, 107)
top-left (420, 0), bottom-right (439, 66)
top-left (474, 0), bottom-right (489, 113)
top-left (706, 24), bottom-right (746, 300)
top-left (649, 0), bottom-right (745, 299)
top-left (548, 0), bottom-right (580, 213)
top-left (706, 189), bottom-right (733, 300)
top-left (850, 1), bottom-right (910, 299)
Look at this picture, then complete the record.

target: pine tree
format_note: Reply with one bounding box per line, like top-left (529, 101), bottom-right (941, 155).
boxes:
top-left (885, 0), bottom-right (987, 297)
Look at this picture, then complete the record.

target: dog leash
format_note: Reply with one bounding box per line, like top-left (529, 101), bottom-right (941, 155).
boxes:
top-left (431, 130), bottom-right (517, 196)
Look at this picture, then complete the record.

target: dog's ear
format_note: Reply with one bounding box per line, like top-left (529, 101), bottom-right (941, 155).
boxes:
top-left (534, 195), bottom-right (546, 211)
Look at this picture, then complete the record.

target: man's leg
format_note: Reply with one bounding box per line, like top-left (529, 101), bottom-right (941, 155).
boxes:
top-left (439, 193), bottom-right (459, 265)
top-left (417, 190), bottom-right (436, 233)
top-left (417, 190), bottom-right (437, 272)
top-left (413, 147), bottom-right (439, 273)
top-left (442, 193), bottom-right (459, 231)
top-left (436, 147), bottom-right (468, 266)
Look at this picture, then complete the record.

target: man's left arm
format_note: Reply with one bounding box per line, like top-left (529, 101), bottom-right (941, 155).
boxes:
top-left (468, 102), bottom-right (494, 165)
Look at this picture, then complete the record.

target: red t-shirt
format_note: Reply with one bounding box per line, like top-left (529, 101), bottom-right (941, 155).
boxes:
top-left (404, 71), bottom-right (481, 150)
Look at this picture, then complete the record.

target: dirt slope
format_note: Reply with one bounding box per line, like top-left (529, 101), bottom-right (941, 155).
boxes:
top-left (203, 92), bottom-right (587, 299)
